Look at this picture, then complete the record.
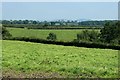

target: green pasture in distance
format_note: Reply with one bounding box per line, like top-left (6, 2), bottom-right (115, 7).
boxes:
top-left (7, 28), bottom-right (100, 42)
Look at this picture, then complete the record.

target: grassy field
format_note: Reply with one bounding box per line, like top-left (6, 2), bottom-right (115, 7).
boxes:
top-left (2, 40), bottom-right (118, 78)
top-left (7, 28), bottom-right (100, 42)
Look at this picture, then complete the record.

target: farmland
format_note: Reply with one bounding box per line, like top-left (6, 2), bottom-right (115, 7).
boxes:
top-left (7, 28), bottom-right (100, 42)
top-left (2, 40), bottom-right (118, 78)
top-left (1, 2), bottom-right (120, 79)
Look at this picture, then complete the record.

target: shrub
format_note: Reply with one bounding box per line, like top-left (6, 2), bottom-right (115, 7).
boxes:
top-left (76, 30), bottom-right (99, 42)
top-left (88, 30), bottom-right (100, 42)
top-left (2, 27), bottom-right (12, 40)
top-left (47, 33), bottom-right (57, 41)
top-left (10, 37), bottom-right (120, 50)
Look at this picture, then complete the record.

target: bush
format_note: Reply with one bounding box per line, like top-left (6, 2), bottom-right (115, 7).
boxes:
top-left (100, 21), bottom-right (120, 44)
top-left (2, 27), bottom-right (12, 40)
top-left (76, 30), bottom-right (99, 42)
top-left (47, 33), bottom-right (57, 41)
top-left (10, 37), bottom-right (120, 50)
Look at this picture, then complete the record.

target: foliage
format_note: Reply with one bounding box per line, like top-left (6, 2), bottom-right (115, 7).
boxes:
top-left (10, 37), bottom-right (120, 50)
top-left (47, 33), bottom-right (57, 41)
top-left (2, 27), bottom-right (12, 40)
top-left (6, 28), bottom-right (120, 49)
top-left (100, 21), bottom-right (120, 44)
top-left (0, 26), bottom-right (1, 39)
top-left (1, 20), bottom-right (115, 28)
top-left (76, 30), bottom-right (99, 42)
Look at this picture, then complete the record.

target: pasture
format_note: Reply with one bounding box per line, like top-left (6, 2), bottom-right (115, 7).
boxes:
top-left (2, 40), bottom-right (118, 78)
top-left (7, 28), bottom-right (100, 42)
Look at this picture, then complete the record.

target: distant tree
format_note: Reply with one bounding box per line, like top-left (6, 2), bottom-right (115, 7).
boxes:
top-left (50, 22), bottom-right (55, 26)
top-left (77, 30), bottom-right (90, 41)
top-left (32, 21), bottom-right (37, 24)
top-left (76, 30), bottom-right (99, 42)
top-left (2, 27), bottom-right (12, 39)
top-left (89, 30), bottom-right (100, 42)
top-left (23, 20), bottom-right (29, 24)
top-left (100, 21), bottom-right (120, 44)
top-left (2, 20), bottom-right (11, 24)
top-left (47, 33), bottom-right (57, 41)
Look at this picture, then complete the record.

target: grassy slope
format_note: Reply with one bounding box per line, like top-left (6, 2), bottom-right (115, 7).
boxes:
top-left (2, 40), bottom-right (118, 78)
top-left (7, 28), bottom-right (100, 42)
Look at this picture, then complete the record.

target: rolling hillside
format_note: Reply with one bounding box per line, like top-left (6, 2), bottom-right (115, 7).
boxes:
top-left (2, 40), bottom-right (118, 78)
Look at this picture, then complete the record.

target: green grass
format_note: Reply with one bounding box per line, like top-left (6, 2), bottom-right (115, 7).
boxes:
top-left (7, 28), bottom-right (100, 42)
top-left (2, 40), bottom-right (118, 78)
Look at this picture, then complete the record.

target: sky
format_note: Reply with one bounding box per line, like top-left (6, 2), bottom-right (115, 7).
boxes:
top-left (1, 0), bottom-right (120, 2)
top-left (2, 2), bottom-right (118, 21)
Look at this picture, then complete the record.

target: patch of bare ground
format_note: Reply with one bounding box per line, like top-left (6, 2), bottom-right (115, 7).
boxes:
top-left (2, 70), bottom-right (66, 78)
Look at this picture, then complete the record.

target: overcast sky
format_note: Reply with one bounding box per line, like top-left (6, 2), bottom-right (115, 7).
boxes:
top-left (2, 2), bottom-right (118, 21)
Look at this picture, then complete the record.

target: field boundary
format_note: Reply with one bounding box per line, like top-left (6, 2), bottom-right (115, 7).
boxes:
top-left (8, 37), bottom-right (120, 50)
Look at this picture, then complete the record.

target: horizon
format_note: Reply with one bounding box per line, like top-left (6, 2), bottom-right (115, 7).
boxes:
top-left (0, 19), bottom-right (117, 22)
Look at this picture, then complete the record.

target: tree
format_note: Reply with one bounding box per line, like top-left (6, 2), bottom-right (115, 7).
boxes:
top-left (47, 33), bottom-right (57, 41)
top-left (77, 30), bottom-right (89, 41)
top-left (100, 21), bottom-right (120, 44)
top-left (23, 20), bottom-right (29, 24)
top-left (2, 27), bottom-right (12, 39)
top-left (76, 30), bottom-right (99, 42)
top-left (89, 30), bottom-right (100, 42)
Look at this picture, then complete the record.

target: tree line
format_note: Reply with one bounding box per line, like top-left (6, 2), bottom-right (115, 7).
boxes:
top-left (46, 21), bottom-right (120, 45)
top-left (1, 21), bottom-right (120, 49)
top-left (1, 20), bottom-right (117, 28)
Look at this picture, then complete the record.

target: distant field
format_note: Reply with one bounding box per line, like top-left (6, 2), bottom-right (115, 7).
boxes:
top-left (2, 40), bottom-right (118, 78)
top-left (7, 28), bottom-right (100, 42)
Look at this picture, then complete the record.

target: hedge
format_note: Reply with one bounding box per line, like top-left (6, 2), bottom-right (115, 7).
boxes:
top-left (8, 37), bottom-right (120, 50)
